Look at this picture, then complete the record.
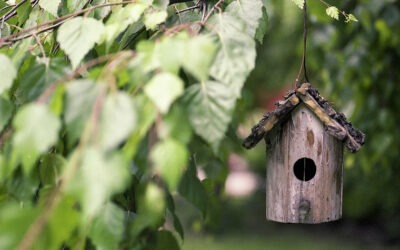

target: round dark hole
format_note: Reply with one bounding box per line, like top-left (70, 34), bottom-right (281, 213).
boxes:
top-left (293, 158), bottom-right (316, 181)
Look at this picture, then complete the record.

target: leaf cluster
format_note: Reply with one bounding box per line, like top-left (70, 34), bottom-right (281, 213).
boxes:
top-left (0, 0), bottom-right (267, 249)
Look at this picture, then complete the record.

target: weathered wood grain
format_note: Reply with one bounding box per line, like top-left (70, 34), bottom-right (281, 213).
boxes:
top-left (266, 105), bottom-right (343, 223)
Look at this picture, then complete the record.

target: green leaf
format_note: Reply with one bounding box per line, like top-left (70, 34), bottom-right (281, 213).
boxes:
top-left (144, 72), bottom-right (184, 114)
top-left (67, 0), bottom-right (86, 12)
top-left (158, 105), bottom-right (192, 144)
top-left (100, 92), bottom-right (137, 151)
top-left (224, 0), bottom-right (264, 37)
top-left (13, 104), bottom-right (61, 173)
top-left (102, 3), bottom-right (147, 47)
top-left (209, 14), bottom-right (256, 97)
top-left (255, 6), bottom-right (268, 43)
top-left (122, 95), bottom-right (157, 159)
top-left (38, 195), bottom-right (80, 250)
top-left (0, 204), bottom-right (37, 250)
top-left (57, 17), bottom-right (105, 68)
top-left (39, 0), bottom-right (61, 17)
top-left (291, 0), bottom-right (304, 9)
top-left (144, 10), bottom-right (167, 30)
top-left (15, 58), bottom-right (69, 105)
top-left (0, 54), bottom-right (17, 94)
top-left (178, 159), bottom-right (208, 217)
top-left (80, 149), bottom-right (130, 216)
top-left (182, 35), bottom-right (217, 81)
top-left (131, 183), bottom-right (165, 237)
top-left (16, 0), bottom-right (32, 25)
top-left (326, 6), bottom-right (339, 20)
top-left (184, 81), bottom-right (236, 149)
top-left (346, 13), bottom-right (358, 23)
top-left (89, 203), bottom-right (125, 250)
top-left (0, 97), bottom-right (13, 132)
top-left (39, 153), bottom-right (66, 186)
top-left (154, 230), bottom-right (180, 250)
top-left (151, 138), bottom-right (188, 190)
top-left (65, 80), bottom-right (101, 148)
top-left (155, 34), bottom-right (186, 74)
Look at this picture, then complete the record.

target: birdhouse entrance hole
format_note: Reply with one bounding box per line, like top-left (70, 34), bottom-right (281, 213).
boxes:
top-left (293, 158), bottom-right (316, 181)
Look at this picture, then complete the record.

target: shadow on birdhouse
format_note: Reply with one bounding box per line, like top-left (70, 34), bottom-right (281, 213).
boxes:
top-left (243, 83), bottom-right (365, 224)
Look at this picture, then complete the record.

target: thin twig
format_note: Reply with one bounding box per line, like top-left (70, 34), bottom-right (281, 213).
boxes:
top-left (0, 0), bottom-right (138, 47)
top-left (294, 0), bottom-right (309, 88)
top-left (202, 0), bottom-right (224, 24)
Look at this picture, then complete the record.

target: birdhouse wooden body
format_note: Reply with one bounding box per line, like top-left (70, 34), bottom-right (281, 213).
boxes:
top-left (243, 83), bottom-right (365, 224)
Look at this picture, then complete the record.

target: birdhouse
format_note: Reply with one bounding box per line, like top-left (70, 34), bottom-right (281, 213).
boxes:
top-left (243, 83), bottom-right (365, 224)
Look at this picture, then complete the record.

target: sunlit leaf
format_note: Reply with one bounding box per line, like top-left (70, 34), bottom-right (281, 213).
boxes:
top-left (225, 0), bottom-right (264, 37)
top-left (64, 80), bottom-right (101, 148)
top-left (0, 54), bottom-right (17, 94)
top-left (326, 6), bottom-right (339, 20)
top-left (151, 138), bottom-right (188, 190)
top-left (144, 10), bottom-right (167, 30)
top-left (182, 35), bottom-right (217, 81)
top-left (144, 72), bottom-right (184, 114)
top-left (57, 17), bottom-right (105, 68)
top-left (39, 0), bottom-right (61, 17)
top-left (102, 4), bottom-right (147, 47)
top-left (291, 0), bottom-right (304, 9)
top-left (13, 104), bottom-right (61, 173)
top-left (346, 14), bottom-right (358, 23)
top-left (89, 203), bottom-right (125, 250)
top-left (80, 149), bottom-right (130, 216)
top-left (100, 92), bottom-right (136, 151)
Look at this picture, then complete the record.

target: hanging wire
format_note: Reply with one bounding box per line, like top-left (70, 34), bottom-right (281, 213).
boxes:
top-left (294, 0), bottom-right (310, 88)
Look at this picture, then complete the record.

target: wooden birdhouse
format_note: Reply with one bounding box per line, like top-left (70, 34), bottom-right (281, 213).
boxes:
top-left (243, 83), bottom-right (365, 224)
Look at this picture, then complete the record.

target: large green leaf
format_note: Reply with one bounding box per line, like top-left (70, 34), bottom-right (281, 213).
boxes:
top-left (0, 54), bottom-right (17, 94)
top-left (150, 138), bottom-right (188, 190)
top-left (225, 0), bottom-right (264, 38)
top-left (57, 17), bottom-right (105, 68)
top-left (0, 97), bottom-right (13, 132)
top-left (144, 72), bottom-right (184, 114)
top-left (12, 104), bottom-right (61, 173)
top-left (99, 92), bottom-right (136, 151)
top-left (64, 80), bottom-right (101, 148)
top-left (184, 81), bottom-right (236, 149)
top-left (39, 0), bottom-right (61, 17)
top-left (15, 58), bottom-right (69, 105)
top-left (89, 202), bottom-right (125, 250)
top-left (209, 13), bottom-right (256, 97)
top-left (80, 149), bottom-right (129, 216)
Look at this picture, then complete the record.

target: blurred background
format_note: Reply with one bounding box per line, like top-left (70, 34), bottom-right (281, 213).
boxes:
top-left (180, 0), bottom-right (400, 249)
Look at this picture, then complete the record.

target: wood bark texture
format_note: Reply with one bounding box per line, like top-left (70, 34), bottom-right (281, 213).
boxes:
top-left (265, 104), bottom-right (343, 223)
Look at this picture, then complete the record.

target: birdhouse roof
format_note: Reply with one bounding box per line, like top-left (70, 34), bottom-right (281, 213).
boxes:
top-left (242, 83), bottom-right (365, 152)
